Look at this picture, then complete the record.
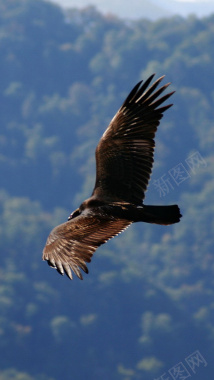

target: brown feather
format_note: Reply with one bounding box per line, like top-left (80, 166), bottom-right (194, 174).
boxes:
top-left (43, 74), bottom-right (181, 280)
top-left (43, 213), bottom-right (131, 279)
top-left (92, 75), bottom-right (173, 204)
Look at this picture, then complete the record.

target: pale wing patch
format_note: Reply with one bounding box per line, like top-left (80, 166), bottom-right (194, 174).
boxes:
top-left (43, 214), bottom-right (132, 280)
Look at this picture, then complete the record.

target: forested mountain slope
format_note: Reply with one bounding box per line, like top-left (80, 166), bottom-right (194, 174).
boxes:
top-left (0, 0), bottom-right (213, 379)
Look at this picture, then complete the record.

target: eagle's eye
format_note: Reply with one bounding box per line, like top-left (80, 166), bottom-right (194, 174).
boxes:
top-left (68, 208), bottom-right (80, 220)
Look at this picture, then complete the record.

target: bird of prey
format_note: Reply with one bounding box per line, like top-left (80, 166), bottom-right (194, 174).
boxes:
top-left (43, 74), bottom-right (182, 280)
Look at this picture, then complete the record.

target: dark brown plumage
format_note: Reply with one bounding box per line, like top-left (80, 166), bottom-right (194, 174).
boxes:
top-left (43, 74), bottom-right (182, 280)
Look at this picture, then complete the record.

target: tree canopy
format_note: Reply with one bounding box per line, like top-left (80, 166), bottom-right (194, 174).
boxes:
top-left (0, 0), bottom-right (213, 379)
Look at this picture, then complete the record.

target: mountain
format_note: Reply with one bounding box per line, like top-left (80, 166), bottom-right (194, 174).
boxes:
top-left (0, 1), bottom-right (214, 379)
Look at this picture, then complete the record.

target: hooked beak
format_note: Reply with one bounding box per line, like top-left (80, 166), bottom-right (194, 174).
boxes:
top-left (68, 208), bottom-right (80, 221)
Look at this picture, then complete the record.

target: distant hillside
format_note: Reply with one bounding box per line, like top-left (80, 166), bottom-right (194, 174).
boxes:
top-left (0, 1), bottom-right (213, 379)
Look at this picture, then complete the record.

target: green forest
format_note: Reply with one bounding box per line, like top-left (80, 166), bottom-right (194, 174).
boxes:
top-left (0, 0), bottom-right (214, 379)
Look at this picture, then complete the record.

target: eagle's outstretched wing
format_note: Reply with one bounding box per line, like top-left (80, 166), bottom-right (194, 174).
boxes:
top-left (43, 75), bottom-right (176, 281)
top-left (92, 74), bottom-right (174, 205)
top-left (43, 214), bottom-right (131, 279)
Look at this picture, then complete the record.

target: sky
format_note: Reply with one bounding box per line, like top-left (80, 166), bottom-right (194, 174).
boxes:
top-left (48, 0), bottom-right (214, 20)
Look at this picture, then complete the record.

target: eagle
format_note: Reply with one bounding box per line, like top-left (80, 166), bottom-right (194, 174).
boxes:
top-left (43, 74), bottom-right (182, 280)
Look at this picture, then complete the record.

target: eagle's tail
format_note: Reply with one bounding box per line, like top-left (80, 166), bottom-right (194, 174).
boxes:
top-left (138, 205), bottom-right (182, 225)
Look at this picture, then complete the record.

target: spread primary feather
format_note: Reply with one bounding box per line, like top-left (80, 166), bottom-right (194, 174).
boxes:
top-left (43, 74), bottom-right (181, 280)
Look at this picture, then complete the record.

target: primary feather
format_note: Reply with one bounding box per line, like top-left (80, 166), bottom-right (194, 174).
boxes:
top-left (43, 74), bottom-right (181, 280)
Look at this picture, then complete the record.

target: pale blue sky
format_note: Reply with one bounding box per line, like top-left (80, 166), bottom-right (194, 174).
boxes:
top-left (48, 0), bottom-right (214, 20)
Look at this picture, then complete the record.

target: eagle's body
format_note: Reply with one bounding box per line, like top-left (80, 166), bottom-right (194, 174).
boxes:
top-left (43, 74), bottom-right (182, 280)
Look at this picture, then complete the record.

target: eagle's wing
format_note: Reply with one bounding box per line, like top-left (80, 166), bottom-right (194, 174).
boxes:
top-left (42, 214), bottom-right (131, 280)
top-left (92, 74), bottom-right (174, 205)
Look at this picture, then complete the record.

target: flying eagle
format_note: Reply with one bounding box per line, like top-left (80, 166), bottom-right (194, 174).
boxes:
top-left (43, 74), bottom-right (181, 280)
